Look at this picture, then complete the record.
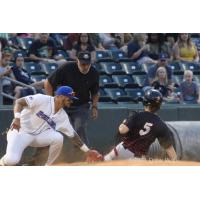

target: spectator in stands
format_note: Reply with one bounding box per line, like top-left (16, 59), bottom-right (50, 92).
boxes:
top-left (70, 33), bottom-right (96, 63)
top-left (151, 66), bottom-right (178, 103)
top-left (89, 33), bottom-right (105, 50)
top-left (165, 33), bottom-right (178, 58)
top-left (98, 33), bottom-right (119, 50)
top-left (28, 33), bottom-right (66, 65)
top-left (11, 55), bottom-right (44, 99)
top-left (179, 70), bottom-right (200, 104)
top-left (120, 33), bottom-right (134, 54)
top-left (173, 33), bottom-right (199, 62)
top-left (63, 33), bottom-right (79, 51)
top-left (0, 52), bottom-right (15, 103)
top-left (145, 53), bottom-right (173, 86)
top-left (147, 33), bottom-right (171, 60)
top-left (127, 33), bottom-right (157, 65)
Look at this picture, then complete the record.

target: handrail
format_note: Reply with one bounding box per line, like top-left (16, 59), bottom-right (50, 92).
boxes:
top-left (0, 76), bottom-right (37, 105)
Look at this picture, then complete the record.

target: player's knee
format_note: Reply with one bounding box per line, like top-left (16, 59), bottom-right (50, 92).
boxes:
top-left (3, 154), bottom-right (20, 166)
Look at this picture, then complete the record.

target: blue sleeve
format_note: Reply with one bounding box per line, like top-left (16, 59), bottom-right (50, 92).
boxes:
top-left (12, 67), bottom-right (33, 85)
top-left (127, 42), bottom-right (139, 58)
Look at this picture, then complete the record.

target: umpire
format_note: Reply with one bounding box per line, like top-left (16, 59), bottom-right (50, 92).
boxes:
top-left (45, 51), bottom-right (100, 145)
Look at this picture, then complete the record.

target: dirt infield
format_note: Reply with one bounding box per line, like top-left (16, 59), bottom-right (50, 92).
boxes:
top-left (54, 160), bottom-right (200, 166)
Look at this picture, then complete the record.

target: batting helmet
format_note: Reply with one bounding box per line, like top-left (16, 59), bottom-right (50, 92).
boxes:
top-left (143, 89), bottom-right (163, 111)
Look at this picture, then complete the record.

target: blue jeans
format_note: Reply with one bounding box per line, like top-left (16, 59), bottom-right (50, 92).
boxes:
top-left (65, 103), bottom-right (90, 145)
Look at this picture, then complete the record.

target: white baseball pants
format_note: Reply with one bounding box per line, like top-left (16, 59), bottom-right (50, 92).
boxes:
top-left (0, 128), bottom-right (63, 166)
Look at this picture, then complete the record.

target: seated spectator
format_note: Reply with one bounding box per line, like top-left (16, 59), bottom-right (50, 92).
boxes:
top-left (0, 52), bottom-right (15, 103)
top-left (11, 55), bottom-right (44, 99)
top-left (145, 53), bottom-right (173, 86)
top-left (98, 33), bottom-right (119, 50)
top-left (28, 33), bottom-right (66, 66)
top-left (173, 33), bottom-right (199, 62)
top-left (89, 33), bottom-right (105, 50)
top-left (180, 70), bottom-right (200, 104)
top-left (70, 33), bottom-right (96, 62)
top-left (63, 33), bottom-right (79, 51)
top-left (120, 33), bottom-right (134, 53)
top-left (147, 33), bottom-right (171, 60)
top-left (151, 66), bottom-right (178, 103)
top-left (127, 33), bottom-right (157, 65)
top-left (164, 33), bottom-right (178, 59)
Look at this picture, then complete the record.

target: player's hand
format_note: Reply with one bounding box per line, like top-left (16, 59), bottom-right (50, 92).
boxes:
top-left (91, 107), bottom-right (98, 120)
top-left (10, 118), bottom-right (21, 131)
top-left (85, 150), bottom-right (103, 162)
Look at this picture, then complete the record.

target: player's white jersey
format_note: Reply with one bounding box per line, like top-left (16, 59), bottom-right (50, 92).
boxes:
top-left (20, 94), bottom-right (75, 137)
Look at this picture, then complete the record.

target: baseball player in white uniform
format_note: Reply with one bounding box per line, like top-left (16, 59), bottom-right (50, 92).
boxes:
top-left (0, 86), bottom-right (99, 166)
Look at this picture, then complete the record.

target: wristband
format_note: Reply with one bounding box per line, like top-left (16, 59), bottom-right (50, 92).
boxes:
top-left (14, 112), bottom-right (21, 119)
top-left (80, 144), bottom-right (90, 152)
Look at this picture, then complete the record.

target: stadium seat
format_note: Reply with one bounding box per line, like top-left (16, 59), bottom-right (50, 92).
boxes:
top-left (17, 37), bottom-right (34, 50)
top-left (100, 62), bottom-right (125, 75)
top-left (50, 34), bottom-right (64, 48)
top-left (172, 75), bottom-right (183, 87)
top-left (56, 50), bottom-right (69, 59)
top-left (96, 51), bottom-right (113, 62)
top-left (92, 63), bottom-right (107, 75)
top-left (110, 50), bottom-right (130, 62)
top-left (193, 75), bottom-right (200, 83)
top-left (133, 75), bottom-right (147, 87)
top-left (120, 61), bottom-right (146, 75)
top-left (99, 88), bottom-right (113, 102)
top-left (125, 88), bottom-right (144, 102)
top-left (99, 75), bottom-right (118, 88)
top-left (182, 62), bottom-right (200, 75)
top-left (24, 62), bottom-right (46, 75)
top-left (112, 75), bottom-right (138, 88)
top-left (169, 61), bottom-right (184, 75)
top-left (31, 74), bottom-right (47, 82)
top-left (13, 50), bottom-right (27, 58)
top-left (41, 62), bottom-right (58, 75)
top-left (104, 88), bottom-right (132, 103)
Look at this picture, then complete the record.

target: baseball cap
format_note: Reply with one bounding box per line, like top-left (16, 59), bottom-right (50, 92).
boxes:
top-left (158, 53), bottom-right (168, 61)
top-left (55, 86), bottom-right (78, 100)
top-left (77, 51), bottom-right (91, 64)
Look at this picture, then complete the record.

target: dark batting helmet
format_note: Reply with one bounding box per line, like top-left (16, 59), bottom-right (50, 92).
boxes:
top-left (143, 89), bottom-right (163, 111)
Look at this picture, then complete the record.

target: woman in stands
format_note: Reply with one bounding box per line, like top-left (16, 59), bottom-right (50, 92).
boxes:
top-left (151, 66), bottom-right (178, 103)
top-left (173, 33), bottom-right (199, 62)
top-left (70, 33), bottom-right (96, 63)
top-left (127, 33), bottom-right (157, 65)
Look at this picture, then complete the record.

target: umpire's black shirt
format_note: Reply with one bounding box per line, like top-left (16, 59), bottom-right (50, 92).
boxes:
top-left (48, 62), bottom-right (99, 106)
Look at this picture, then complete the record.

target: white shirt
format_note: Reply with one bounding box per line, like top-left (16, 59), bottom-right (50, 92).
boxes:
top-left (20, 94), bottom-right (75, 137)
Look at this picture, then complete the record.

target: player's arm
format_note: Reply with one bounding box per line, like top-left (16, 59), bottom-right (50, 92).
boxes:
top-left (69, 132), bottom-right (103, 161)
top-left (11, 97), bottom-right (28, 131)
top-left (69, 131), bottom-right (90, 152)
top-left (119, 123), bottom-right (129, 134)
top-left (118, 113), bottom-right (137, 135)
top-left (165, 145), bottom-right (177, 161)
top-left (44, 79), bottom-right (54, 96)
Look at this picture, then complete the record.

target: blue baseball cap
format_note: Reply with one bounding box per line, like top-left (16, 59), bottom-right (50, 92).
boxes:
top-left (158, 53), bottom-right (168, 61)
top-left (55, 86), bottom-right (78, 100)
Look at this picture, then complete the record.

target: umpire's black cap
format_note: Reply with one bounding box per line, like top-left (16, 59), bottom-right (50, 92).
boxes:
top-left (77, 51), bottom-right (91, 64)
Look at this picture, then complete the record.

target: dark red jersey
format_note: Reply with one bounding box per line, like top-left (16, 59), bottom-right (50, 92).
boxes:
top-left (122, 111), bottom-right (173, 157)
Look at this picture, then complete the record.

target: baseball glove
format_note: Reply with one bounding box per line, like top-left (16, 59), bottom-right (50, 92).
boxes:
top-left (86, 150), bottom-right (104, 162)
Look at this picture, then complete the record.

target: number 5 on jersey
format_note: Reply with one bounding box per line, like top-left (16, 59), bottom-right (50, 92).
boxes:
top-left (139, 123), bottom-right (153, 136)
